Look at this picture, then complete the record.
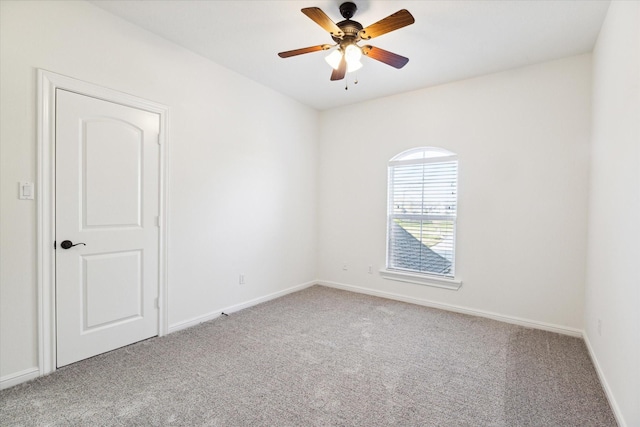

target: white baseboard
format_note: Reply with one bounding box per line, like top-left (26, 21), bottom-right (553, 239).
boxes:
top-left (0, 367), bottom-right (40, 390)
top-left (318, 280), bottom-right (583, 337)
top-left (168, 280), bottom-right (316, 334)
top-left (583, 332), bottom-right (626, 427)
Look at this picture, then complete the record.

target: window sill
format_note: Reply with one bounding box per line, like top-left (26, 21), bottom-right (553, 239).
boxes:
top-left (379, 269), bottom-right (462, 290)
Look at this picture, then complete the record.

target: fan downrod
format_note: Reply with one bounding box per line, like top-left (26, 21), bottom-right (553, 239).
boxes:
top-left (339, 2), bottom-right (357, 20)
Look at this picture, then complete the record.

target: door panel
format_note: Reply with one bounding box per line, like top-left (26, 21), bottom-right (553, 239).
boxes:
top-left (82, 250), bottom-right (142, 330)
top-left (83, 119), bottom-right (143, 228)
top-left (56, 89), bottom-right (160, 367)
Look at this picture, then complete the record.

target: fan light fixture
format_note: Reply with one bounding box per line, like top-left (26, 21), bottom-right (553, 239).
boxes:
top-left (325, 44), bottom-right (363, 73)
top-left (344, 44), bottom-right (363, 72)
top-left (325, 49), bottom-right (342, 70)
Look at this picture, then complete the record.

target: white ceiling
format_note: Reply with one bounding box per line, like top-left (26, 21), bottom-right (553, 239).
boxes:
top-left (90, 0), bottom-right (610, 111)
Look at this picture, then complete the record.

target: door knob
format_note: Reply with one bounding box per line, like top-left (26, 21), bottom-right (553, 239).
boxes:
top-left (60, 240), bottom-right (86, 250)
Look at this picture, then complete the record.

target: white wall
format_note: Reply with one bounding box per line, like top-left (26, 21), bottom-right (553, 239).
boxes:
top-left (318, 55), bottom-right (592, 331)
top-left (584, 2), bottom-right (640, 426)
top-left (3, 3), bottom-right (633, 415)
top-left (0, 1), bottom-right (318, 380)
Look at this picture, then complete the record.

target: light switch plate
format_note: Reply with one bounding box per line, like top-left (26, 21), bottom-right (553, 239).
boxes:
top-left (19, 181), bottom-right (34, 200)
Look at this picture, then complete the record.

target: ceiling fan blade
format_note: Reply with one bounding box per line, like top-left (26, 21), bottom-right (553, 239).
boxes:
top-left (362, 46), bottom-right (409, 69)
top-left (330, 55), bottom-right (347, 81)
top-left (359, 9), bottom-right (415, 40)
top-left (278, 44), bottom-right (332, 58)
top-left (302, 7), bottom-right (344, 38)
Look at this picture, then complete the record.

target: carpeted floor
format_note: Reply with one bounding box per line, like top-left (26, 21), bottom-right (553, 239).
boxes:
top-left (0, 285), bottom-right (616, 426)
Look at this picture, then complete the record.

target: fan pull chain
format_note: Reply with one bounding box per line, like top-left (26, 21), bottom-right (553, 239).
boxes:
top-left (344, 74), bottom-right (359, 90)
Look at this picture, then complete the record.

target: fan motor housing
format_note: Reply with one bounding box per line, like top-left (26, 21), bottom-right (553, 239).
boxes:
top-left (332, 20), bottom-right (363, 44)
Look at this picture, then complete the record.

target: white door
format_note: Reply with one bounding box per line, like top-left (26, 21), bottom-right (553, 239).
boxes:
top-left (55, 89), bottom-right (161, 367)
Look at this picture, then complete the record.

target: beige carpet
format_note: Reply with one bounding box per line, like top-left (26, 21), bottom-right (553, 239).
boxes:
top-left (0, 285), bottom-right (616, 426)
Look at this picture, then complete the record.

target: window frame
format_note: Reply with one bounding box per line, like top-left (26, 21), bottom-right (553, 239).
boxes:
top-left (382, 147), bottom-right (462, 290)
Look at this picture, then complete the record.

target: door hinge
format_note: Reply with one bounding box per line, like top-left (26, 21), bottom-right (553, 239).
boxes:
top-left (155, 216), bottom-right (161, 227)
top-left (154, 297), bottom-right (159, 309)
top-left (54, 240), bottom-right (56, 249)
top-left (156, 133), bottom-right (161, 145)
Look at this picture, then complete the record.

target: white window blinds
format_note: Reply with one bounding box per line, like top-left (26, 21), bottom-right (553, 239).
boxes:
top-left (387, 148), bottom-right (458, 277)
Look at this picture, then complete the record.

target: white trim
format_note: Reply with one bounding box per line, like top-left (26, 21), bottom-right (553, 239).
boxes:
top-left (0, 368), bottom-right (40, 390)
top-left (390, 146), bottom-right (457, 163)
top-left (583, 332), bottom-right (627, 427)
top-left (168, 280), bottom-right (317, 334)
top-left (317, 280), bottom-right (583, 337)
top-left (391, 214), bottom-right (456, 221)
top-left (168, 310), bottom-right (224, 334)
top-left (388, 156), bottom-right (458, 166)
top-left (380, 269), bottom-right (462, 290)
top-left (37, 70), bottom-right (56, 376)
top-left (37, 69), bottom-right (170, 376)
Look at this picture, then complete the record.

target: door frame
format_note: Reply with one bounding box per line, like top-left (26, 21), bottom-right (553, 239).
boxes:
top-left (37, 69), bottom-right (170, 375)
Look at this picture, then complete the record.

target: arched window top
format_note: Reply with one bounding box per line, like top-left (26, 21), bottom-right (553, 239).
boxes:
top-left (390, 147), bottom-right (457, 165)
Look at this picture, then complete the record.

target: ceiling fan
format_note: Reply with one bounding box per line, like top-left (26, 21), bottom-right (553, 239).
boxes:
top-left (278, 2), bottom-right (415, 82)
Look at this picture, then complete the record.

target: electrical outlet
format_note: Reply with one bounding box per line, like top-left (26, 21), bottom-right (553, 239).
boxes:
top-left (342, 263), bottom-right (348, 271)
top-left (597, 319), bottom-right (602, 336)
top-left (239, 274), bottom-right (245, 285)
top-left (368, 265), bottom-right (373, 274)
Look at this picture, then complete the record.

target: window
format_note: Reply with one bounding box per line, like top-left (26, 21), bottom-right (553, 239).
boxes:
top-left (386, 147), bottom-right (458, 281)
